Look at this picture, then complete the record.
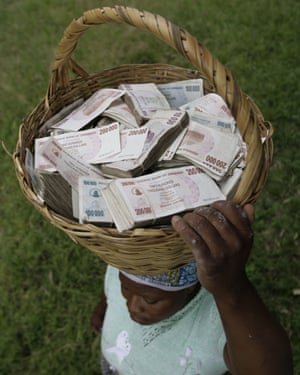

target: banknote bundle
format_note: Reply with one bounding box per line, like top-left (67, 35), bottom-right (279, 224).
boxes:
top-left (176, 121), bottom-right (243, 181)
top-left (99, 110), bottom-right (189, 178)
top-left (102, 99), bottom-right (139, 128)
top-left (25, 148), bottom-right (75, 218)
top-left (28, 80), bottom-right (247, 228)
top-left (101, 165), bottom-right (225, 232)
top-left (119, 83), bottom-right (171, 124)
top-left (77, 177), bottom-right (113, 224)
top-left (175, 93), bottom-right (245, 182)
top-left (51, 88), bottom-right (125, 132)
top-left (157, 79), bottom-right (204, 109)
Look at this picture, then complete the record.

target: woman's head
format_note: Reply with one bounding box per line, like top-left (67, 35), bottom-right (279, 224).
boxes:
top-left (119, 261), bottom-right (199, 325)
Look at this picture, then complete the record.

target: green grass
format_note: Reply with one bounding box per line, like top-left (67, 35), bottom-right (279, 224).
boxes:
top-left (0, 0), bottom-right (299, 374)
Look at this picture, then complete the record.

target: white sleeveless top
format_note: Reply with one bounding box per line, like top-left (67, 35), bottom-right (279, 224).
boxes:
top-left (101, 266), bottom-right (228, 375)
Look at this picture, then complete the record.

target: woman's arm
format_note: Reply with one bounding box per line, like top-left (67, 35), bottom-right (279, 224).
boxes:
top-left (218, 273), bottom-right (292, 374)
top-left (171, 201), bottom-right (293, 375)
top-left (91, 290), bottom-right (107, 334)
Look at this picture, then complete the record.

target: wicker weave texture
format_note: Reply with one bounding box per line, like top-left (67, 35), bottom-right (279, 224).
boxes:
top-left (14, 6), bottom-right (273, 274)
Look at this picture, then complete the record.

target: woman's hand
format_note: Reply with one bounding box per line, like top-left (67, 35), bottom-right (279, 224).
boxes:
top-left (171, 200), bottom-right (254, 298)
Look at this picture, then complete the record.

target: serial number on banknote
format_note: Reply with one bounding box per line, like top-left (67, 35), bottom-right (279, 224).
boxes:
top-left (134, 207), bottom-right (153, 216)
top-left (205, 155), bottom-right (228, 169)
top-left (99, 123), bottom-right (118, 135)
top-left (85, 209), bottom-right (105, 217)
top-left (186, 166), bottom-right (203, 175)
top-left (128, 128), bottom-right (148, 136)
top-left (166, 112), bottom-right (184, 125)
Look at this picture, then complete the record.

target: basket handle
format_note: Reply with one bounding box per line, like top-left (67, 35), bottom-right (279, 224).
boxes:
top-left (47, 6), bottom-right (239, 110)
top-left (44, 6), bottom-right (273, 206)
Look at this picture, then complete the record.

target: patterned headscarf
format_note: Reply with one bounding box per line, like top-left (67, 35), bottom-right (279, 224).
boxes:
top-left (120, 261), bottom-right (198, 291)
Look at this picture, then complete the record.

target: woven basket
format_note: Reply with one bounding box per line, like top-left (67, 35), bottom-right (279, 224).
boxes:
top-left (14, 6), bottom-right (273, 275)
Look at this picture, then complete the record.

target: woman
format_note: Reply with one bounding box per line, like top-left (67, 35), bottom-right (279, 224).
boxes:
top-left (92, 201), bottom-right (293, 374)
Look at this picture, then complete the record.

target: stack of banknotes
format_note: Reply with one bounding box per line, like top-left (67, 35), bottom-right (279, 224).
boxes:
top-left (26, 79), bottom-right (247, 231)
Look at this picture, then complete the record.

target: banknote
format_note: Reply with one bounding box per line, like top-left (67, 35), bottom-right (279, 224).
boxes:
top-left (158, 79), bottom-right (204, 109)
top-left (158, 128), bottom-right (188, 161)
top-left (83, 123), bottom-right (121, 163)
top-left (26, 148), bottom-right (77, 218)
top-left (100, 110), bottom-right (188, 178)
top-left (189, 110), bottom-right (236, 133)
top-left (38, 170), bottom-right (75, 218)
top-left (103, 99), bottom-right (139, 128)
top-left (95, 127), bottom-right (149, 164)
top-left (119, 83), bottom-right (170, 124)
top-left (25, 148), bottom-right (45, 201)
top-left (180, 93), bottom-right (234, 120)
top-left (35, 122), bottom-right (121, 170)
top-left (41, 138), bottom-right (104, 191)
top-left (51, 88), bottom-right (125, 131)
top-left (176, 121), bottom-right (242, 180)
top-left (78, 177), bottom-right (113, 224)
top-left (102, 165), bottom-right (225, 232)
top-left (38, 98), bottom-right (84, 137)
top-left (218, 166), bottom-right (244, 199)
top-left (35, 137), bottom-right (57, 172)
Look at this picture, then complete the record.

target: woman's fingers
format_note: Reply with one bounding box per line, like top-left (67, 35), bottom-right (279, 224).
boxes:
top-left (209, 201), bottom-right (254, 251)
top-left (181, 208), bottom-right (231, 258)
top-left (171, 214), bottom-right (211, 262)
top-left (172, 201), bottom-right (254, 293)
top-left (172, 201), bottom-right (254, 261)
